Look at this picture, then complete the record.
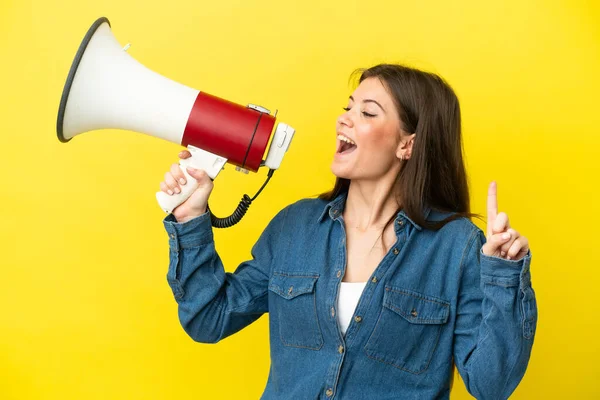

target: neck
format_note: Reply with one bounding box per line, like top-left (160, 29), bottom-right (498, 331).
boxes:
top-left (344, 173), bottom-right (401, 231)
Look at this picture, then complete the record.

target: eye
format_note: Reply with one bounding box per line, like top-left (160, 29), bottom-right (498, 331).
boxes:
top-left (342, 107), bottom-right (351, 111)
top-left (362, 111), bottom-right (376, 118)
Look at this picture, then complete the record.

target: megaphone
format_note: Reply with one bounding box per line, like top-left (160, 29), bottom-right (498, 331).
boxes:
top-left (57, 17), bottom-right (295, 227)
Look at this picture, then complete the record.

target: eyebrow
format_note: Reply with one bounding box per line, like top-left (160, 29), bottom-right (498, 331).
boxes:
top-left (349, 96), bottom-right (385, 112)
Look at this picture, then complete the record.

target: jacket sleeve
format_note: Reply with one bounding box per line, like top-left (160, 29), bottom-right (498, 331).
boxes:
top-left (162, 207), bottom-right (287, 343)
top-left (453, 228), bottom-right (537, 399)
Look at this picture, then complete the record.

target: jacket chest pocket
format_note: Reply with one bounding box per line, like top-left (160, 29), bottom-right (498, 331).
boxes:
top-left (364, 287), bottom-right (450, 374)
top-left (268, 273), bottom-right (323, 350)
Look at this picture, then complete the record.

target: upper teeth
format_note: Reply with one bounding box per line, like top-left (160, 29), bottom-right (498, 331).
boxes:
top-left (337, 134), bottom-right (356, 145)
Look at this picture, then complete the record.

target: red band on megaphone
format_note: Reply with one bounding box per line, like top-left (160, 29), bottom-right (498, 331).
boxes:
top-left (182, 92), bottom-right (275, 172)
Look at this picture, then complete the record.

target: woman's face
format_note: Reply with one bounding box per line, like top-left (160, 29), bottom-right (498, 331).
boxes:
top-left (331, 77), bottom-right (411, 181)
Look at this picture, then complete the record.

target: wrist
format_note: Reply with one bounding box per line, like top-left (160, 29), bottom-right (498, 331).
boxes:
top-left (174, 209), bottom-right (207, 224)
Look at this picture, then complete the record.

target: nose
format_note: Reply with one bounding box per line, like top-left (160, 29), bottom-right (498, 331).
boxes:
top-left (337, 109), bottom-right (353, 129)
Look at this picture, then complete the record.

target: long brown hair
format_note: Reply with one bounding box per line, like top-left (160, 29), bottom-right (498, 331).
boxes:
top-left (319, 64), bottom-right (481, 231)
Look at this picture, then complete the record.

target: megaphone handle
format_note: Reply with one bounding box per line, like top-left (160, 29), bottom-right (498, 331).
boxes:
top-left (156, 147), bottom-right (227, 214)
top-left (155, 166), bottom-right (199, 214)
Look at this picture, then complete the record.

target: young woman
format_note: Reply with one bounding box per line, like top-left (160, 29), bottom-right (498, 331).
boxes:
top-left (160, 64), bottom-right (537, 399)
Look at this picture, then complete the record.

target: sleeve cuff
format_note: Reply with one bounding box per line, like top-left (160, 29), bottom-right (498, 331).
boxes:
top-left (480, 249), bottom-right (532, 288)
top-left (163, 211), bottom-right (214, 250)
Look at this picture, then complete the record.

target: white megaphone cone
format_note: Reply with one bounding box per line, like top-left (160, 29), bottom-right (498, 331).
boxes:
top-left (57, 17), bottom-right (295, 227)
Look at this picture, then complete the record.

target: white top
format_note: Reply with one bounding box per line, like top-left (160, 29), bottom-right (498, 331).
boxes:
top-left (337, 281), bottom-right (368, 336)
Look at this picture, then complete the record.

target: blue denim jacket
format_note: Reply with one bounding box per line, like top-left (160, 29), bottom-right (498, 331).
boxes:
top-left (163, 192), bottom-right (537, 400)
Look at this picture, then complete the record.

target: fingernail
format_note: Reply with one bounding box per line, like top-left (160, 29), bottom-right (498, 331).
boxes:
top-left (501, 251), bottom-right (506, 257)
top-left (174, 187), bottom-right (180, 194)
top-left (167, 190), bottom-right (173, 196)
top-left (179, 178), bottom-right (186, 185)
top-left (507, 256), bottom-right (512, 260)
top-left (502, 232), bottom-right (510, 240)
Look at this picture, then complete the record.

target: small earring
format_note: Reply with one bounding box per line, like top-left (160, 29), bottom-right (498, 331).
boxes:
top-left (400, 154), bottom-right (404, 161)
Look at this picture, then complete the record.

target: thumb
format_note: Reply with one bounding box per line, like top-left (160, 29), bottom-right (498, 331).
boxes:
top-left (482, 231), bottom-right (512, 257)
top-left (186, 167), bottom-right (212, 184)
top-left (178, 150), bottom-right (192, 159)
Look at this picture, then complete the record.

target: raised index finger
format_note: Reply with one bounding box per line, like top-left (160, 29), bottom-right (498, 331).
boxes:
top-left (487, 181), bottom-right (498, 237)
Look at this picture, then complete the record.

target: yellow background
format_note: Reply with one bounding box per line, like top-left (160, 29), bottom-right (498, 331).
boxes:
top-left (1, 0), bottom-right (598, 398)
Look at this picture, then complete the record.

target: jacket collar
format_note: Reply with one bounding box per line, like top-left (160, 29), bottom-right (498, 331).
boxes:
top-left (317, 191), bottom-right (431, 231)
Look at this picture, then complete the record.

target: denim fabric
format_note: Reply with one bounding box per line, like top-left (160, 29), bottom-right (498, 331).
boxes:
top-left (163, 192), bottom-right (537, 400)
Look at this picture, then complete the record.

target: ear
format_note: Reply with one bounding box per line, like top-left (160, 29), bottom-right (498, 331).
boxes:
top-left (396, 133), bottom-right (416, 160)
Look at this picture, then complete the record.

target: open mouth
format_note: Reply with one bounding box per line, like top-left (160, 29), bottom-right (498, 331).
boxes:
top-left (336, 134), bottom-right (357, 155)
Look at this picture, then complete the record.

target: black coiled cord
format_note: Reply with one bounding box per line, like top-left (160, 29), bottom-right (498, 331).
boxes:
top-left (208, 169), bottom-right (275, 228)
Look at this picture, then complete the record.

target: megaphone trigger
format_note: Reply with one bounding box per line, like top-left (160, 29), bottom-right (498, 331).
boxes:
top-left (178, 145), bottom-right (227, 180)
